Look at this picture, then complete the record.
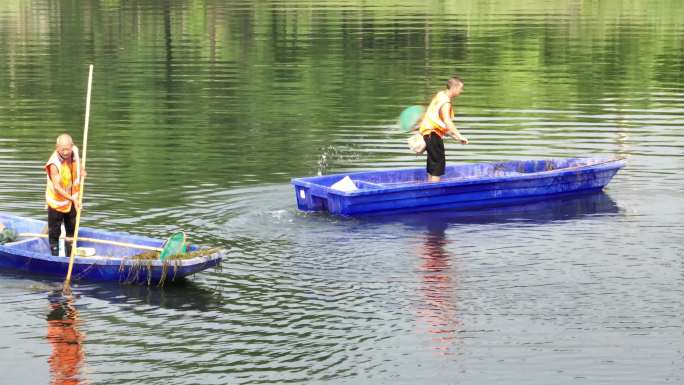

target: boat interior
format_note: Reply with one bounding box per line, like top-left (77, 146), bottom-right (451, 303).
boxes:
top-left (302, 158), bottom-right (604, 192)
top-left (0, 214), bottom-right (163, 258)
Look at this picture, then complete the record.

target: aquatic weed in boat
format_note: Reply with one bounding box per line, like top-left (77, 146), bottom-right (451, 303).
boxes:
top-left (122, 248), bottom-right (222, 286)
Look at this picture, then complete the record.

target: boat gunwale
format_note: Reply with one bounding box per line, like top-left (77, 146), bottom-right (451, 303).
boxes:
top-left (0, 238), bottom-right (223, 267)
top-left (292, 157), bottom-right (626, 197)
top-left (0, 214), bottom-right (224, 267)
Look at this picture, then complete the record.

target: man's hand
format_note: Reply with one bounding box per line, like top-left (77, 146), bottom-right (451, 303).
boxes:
top-left (71, 194), bottom-right (82, 210)
top-left (453, 134), bottom-right (468, 144)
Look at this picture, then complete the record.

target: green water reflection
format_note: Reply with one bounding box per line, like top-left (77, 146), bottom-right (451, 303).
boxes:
top-left (1, 1), bottom-right (683, 384)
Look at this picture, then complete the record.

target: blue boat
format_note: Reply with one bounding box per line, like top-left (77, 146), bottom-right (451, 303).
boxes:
top-left (0, 213), bottom-right (223, 285)
top-left (292, 157), bottom-right (626, 216)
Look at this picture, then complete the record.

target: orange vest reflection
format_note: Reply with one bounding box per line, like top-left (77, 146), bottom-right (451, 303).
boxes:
top-left (415, 223), bottom-right (462, 355)
top-left (46, 294), bottom-right (85, 385)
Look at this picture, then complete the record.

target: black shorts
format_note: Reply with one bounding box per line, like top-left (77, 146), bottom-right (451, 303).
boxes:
top-left (424, 132), bottom-right (445, 177)
top-left (47, 206), bottom-right (77, 245)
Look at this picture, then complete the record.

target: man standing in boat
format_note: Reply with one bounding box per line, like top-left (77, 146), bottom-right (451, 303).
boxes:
top-left (45, 134), bottom-right (85, 257)
top-left (418, 76), bottom-right (469, 182)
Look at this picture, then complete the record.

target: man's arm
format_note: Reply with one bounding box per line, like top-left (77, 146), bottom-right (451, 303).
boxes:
top-left (441, 103), bottom-right (468, 144)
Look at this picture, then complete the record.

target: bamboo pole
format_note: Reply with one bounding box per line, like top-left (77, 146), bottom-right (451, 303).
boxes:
top-left (19, 233), bottom-right (163, 252)
top-left (64, 65), bottom-right (93, 287)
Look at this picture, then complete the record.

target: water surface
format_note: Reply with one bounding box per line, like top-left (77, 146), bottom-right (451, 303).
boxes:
top-left (0, 1), bottom-right (683, 384)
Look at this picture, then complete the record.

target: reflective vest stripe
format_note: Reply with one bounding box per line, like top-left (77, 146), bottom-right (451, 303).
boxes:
top-left (46, 194), bottom-right (70, 208)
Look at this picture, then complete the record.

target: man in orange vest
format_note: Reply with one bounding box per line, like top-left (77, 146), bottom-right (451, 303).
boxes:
top-left (45, 134), bottom-right (85, 257)
top-left (418, 76), bottom-right (469, 182)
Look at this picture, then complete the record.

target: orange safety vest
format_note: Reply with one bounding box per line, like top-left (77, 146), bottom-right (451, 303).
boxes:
top-left (418, 90), bottom-right (454, 138)
top-left (45, 146), bottom-right (81, 213)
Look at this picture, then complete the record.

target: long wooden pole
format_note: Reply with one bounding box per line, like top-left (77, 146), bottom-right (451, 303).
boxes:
top-left (65, 64), bottom-right (93, 287)
top-left (19, 233), bottom-right (163, 252)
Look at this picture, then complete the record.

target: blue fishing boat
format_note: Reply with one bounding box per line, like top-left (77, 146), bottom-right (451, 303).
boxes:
top-left (292, 157), bottom-right (626, 216)
top-left (0, 213), bottom-right (223, 285)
